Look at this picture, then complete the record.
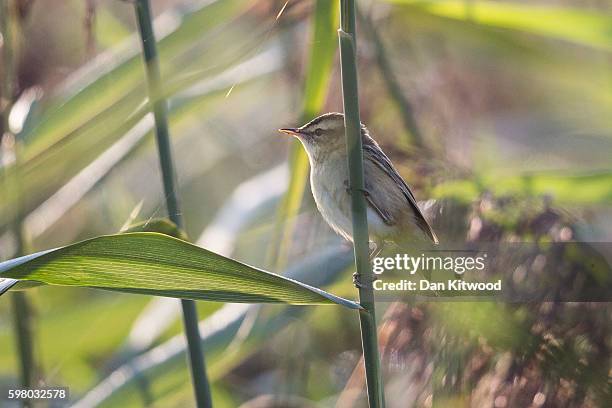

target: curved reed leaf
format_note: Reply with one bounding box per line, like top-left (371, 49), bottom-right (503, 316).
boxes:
top-left (0, 233), bottom-right (359, 308)
top-left (71, 245), bottom-right (354, 408)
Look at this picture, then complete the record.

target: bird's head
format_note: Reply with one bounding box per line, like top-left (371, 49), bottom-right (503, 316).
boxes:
top-left (279, 112), bottom-right (347, 161)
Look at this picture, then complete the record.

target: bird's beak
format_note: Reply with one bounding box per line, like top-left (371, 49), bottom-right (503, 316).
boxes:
top-left (278, 128), bottom-right (300, 136)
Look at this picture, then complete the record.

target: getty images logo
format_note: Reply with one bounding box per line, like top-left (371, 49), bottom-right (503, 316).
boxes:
top-left (372, 253), bottom-right (488, 275)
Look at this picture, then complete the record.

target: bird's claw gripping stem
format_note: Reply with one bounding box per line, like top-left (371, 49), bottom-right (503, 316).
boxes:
top-left (353, 272), bottom-right (378, 289)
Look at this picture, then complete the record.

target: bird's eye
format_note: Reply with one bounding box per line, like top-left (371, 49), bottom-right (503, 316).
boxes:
top-left (314, 128), bottom-right (323, 136)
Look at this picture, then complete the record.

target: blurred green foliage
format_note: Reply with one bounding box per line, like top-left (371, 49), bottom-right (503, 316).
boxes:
top-left (1, 0), bottom-right (611, 407)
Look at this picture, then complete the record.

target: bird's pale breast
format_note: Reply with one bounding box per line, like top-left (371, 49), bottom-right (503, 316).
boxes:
top-left (310, 151), bottom-right (394, 242)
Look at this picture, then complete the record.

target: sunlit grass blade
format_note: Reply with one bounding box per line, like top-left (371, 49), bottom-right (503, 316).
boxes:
top-left (302, 0), bottom-right (340, 120)
top-left (269, 0), bottom-right (339, 269)
top-left (385, 0), bottom-right (612, 51)
top-left (0, 232), bottom-right (360, 308)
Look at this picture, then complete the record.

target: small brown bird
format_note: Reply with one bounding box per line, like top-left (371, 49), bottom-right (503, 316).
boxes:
top-left (280, 112), bottom-right (438, 254)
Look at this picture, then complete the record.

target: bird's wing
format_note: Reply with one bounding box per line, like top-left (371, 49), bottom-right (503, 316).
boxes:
top-left (362, 140), bottom-right (439, 244)
top-left (364, 191), bottom-right (394, 225)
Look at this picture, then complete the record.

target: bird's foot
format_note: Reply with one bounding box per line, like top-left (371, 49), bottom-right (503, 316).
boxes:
top-left (353, 272), bottom-right (379, 289)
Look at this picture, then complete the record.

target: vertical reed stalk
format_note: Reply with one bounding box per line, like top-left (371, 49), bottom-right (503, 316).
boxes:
top-left (133, 1), bottom-right (212, 406)
top-left (1, 1), bottom-right (37, 400)
top-left (11, 292), bottom-right (35, 384)
top-left (338, 1), bottom-right (385, 406)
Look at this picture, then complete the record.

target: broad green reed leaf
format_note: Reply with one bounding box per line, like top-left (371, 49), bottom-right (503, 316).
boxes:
top-left (384, 0), bottom-right (612, 51)
top-left (72, 246), bottom-right (354, 408)
top-left (104, 166), bottom-right (288, 363)
top-left (432, 171), bottom-right (612, 205)
top-left (0, 233), bottom-right (359, 308)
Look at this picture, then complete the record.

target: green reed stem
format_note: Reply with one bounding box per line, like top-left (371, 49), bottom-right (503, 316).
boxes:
top-left (338, 1), bottom-right (385, 407)
top-left (10, 166), bottom-right (36, 396)
top-left (133, 1), bottom-right (212, 407)
top-left (11, 292), bottom-right (35, 383)
top-left (1, 2), bottom-right (37, 401)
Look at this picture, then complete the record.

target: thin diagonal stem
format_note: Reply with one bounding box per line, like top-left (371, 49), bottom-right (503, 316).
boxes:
top-left (338, 1), bottom-right (385, 407)
top-left (133, 1), bottom-right (212, 407)
top-left (356, 7), bottom-right (424, 148)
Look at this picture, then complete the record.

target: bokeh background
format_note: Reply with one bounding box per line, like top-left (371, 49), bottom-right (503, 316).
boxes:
top-left (0, 0), bottom-right (611, 407)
